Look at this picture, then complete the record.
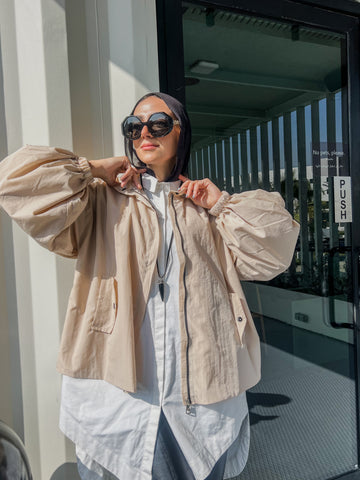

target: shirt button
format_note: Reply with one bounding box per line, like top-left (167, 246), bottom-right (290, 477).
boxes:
top-left (237, 316), bottom-right (243, 322)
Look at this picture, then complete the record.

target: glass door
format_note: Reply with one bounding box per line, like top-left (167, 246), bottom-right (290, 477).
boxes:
top-left (177, 2), bottom-right (360, 479)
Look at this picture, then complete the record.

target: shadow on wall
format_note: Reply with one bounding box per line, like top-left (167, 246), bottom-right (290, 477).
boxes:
top-left (0, 38), bottom-right (8, 158)
top-left (50, 462), bottom-right (81, 480)
top-left (53, 0), bottom-right (159, 161)
top-left (63, 0), bottom-right (113, 160)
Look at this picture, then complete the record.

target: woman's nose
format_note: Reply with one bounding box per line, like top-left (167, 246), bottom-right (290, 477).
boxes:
top-left (141, 124), bottom-right (152, 138)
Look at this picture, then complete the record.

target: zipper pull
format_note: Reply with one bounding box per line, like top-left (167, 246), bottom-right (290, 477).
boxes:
top-left (185, 402), bottom-right (196, 416)
top-left (159, 281), bottom-right (164, 301)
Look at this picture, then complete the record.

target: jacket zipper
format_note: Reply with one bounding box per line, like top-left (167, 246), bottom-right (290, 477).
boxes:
top-left (170, 194), bottom-right (193, 414)
top-left (128, 187), bottom-right (193, 413)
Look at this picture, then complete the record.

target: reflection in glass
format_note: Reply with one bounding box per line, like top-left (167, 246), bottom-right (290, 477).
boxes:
top-left (182, 4), bottom-right (356, 480)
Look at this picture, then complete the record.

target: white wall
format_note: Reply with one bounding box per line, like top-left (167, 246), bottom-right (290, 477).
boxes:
top-left (0, 212), bottom-right (13, 426)
top-left (0, 0), bottom-right (159, 478)
top-left (66, 0), bottom-right (159, 160)
top-left (0, 0), bottom-right (25, 448)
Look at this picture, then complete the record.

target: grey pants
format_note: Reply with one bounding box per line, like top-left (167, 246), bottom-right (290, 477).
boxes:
top-left (77, 410), bottom-right (227, 480)
top-left (152, 410), bottom-right (227, 480)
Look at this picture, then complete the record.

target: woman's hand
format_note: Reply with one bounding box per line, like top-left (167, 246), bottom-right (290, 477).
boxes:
top-left (89, 156), bottom-right (146, 189)
top-left (178, 175), bottom-right (222, 210)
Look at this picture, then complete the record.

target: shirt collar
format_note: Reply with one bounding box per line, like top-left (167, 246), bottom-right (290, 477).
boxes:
top-left (142, 173), bottom-right (180, 194)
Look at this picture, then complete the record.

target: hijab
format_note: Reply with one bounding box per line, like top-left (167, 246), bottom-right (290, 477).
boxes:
top-left (124, 92), bottom-right (192, 182)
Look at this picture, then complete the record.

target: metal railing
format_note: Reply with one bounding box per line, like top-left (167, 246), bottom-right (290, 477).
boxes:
top-left (188, 92), bottom-right (351, 298)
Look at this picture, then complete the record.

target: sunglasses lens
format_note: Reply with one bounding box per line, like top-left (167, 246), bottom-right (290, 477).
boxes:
top-left (122, 116), bottom-right (143, 140)
top-left (122, 113), bottom-right (176, 140)
top-left (148, 113), bottom-right (173, 137)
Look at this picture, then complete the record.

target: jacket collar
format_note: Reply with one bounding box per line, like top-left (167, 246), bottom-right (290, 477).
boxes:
top-left (141, 173), bottom-right (180, 194)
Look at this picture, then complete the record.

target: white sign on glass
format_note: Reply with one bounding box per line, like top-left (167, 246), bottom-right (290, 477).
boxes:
top-left (334, 176), bottom-right (352, 223)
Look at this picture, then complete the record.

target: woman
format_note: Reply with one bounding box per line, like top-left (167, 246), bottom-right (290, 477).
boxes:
top-left (0, 92), bottom-right (299, 480)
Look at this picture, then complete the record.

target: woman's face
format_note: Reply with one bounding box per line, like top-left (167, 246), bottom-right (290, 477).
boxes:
top-left (132, 96), bottom-right (180, 180)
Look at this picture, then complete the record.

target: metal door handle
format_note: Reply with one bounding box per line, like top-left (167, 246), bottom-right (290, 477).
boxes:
top-left (328, 246), bottom-right (353, 329)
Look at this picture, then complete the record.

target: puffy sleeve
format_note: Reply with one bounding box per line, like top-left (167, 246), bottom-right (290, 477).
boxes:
top-left (209, 189), bottom-right (300, 281)
top-left (0, 144), bottom-right (96, 258)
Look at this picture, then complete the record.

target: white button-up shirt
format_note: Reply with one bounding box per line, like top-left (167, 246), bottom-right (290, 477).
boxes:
top-left (60, 174), bottom-right (249, 480)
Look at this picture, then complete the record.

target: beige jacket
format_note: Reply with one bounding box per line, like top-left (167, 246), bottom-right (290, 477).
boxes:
top-left (0, 145), bottom-right (299, 406)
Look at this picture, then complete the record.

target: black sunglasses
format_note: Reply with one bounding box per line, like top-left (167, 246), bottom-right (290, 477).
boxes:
top-left (122, 112), bottom-right (180, 140)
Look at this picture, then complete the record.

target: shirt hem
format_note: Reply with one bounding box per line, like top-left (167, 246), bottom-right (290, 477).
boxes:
top-left (59, 408), bottom-right (151, 480)
top-left (167, 407), bottom-right (249, 480)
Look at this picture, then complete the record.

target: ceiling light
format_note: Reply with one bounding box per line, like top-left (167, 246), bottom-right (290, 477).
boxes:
top-left (189, 60), bottom-right (219, 75)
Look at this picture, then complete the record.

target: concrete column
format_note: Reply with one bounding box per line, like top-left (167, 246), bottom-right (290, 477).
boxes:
top-left (0, 0), bottom-right (25, 446)
top-left (66, 0), bottom-right (159, 160)
top-left (0, 0), bottom-right (74, 478)
top-left (0, 0), bottom-right (159, 478)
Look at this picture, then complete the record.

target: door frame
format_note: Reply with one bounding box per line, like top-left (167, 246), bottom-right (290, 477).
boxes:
top-left (156, 0), bottom-right (360, 477)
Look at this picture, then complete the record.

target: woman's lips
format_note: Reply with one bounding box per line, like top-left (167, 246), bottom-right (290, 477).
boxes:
top-left (141, 143), bottom-right (158, 150)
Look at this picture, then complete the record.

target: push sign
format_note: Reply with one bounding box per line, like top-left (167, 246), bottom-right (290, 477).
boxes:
top-left (334, 177), bottom-right (352, 223)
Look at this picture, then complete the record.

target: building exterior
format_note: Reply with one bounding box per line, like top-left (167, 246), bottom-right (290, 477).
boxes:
top-left (1, 0), bottom-right (360, 479)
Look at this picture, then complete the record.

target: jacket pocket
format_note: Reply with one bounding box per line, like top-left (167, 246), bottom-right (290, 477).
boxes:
top-left (90, 277), bottom-right (118, 334)
top-left (229, 293), bottom-right (247, 347)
